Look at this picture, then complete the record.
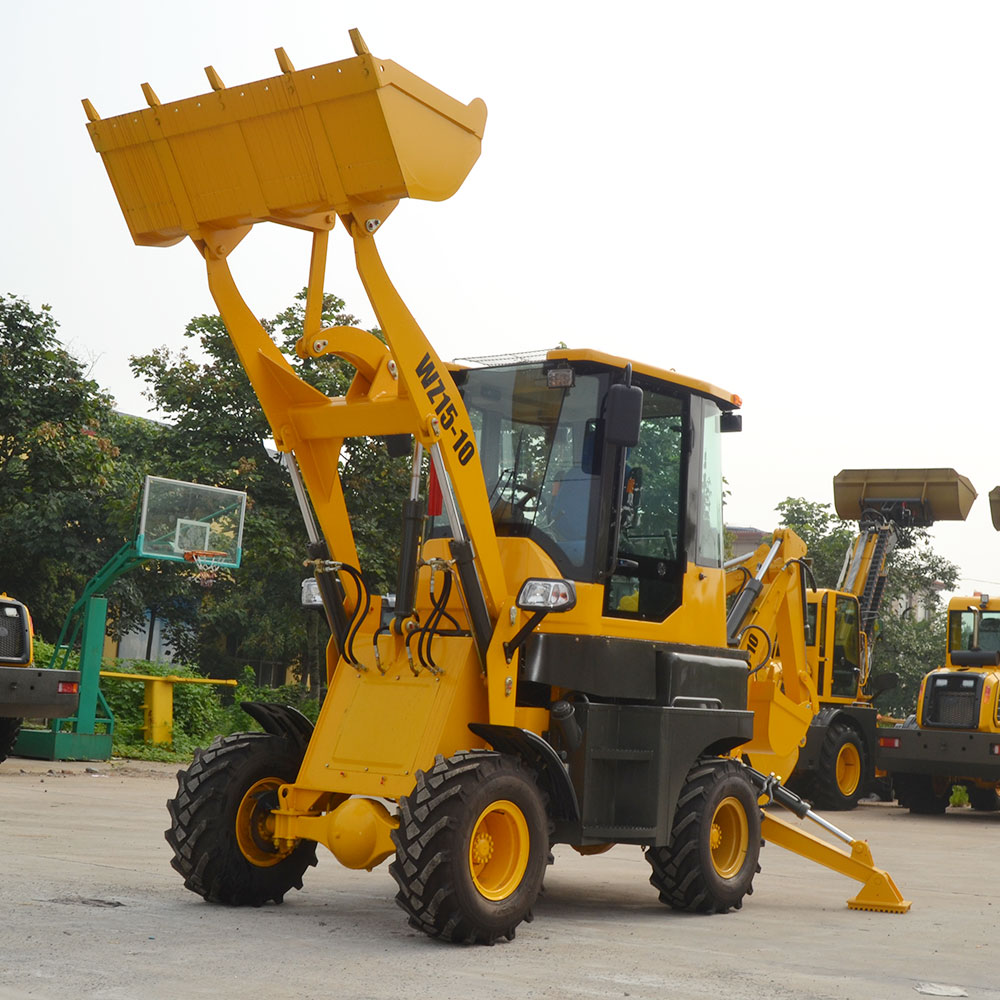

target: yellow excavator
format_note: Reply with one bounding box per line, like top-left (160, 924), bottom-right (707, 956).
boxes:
top-left (83, 30), bottom-right (909, 942)
top-left (727, 469), bottom-right (975, 809)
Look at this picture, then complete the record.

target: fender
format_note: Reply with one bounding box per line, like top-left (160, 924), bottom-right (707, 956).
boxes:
top-left (468, 722), bottom-right (580, 826)
top-left (242, 701), bottom-right (315, 758)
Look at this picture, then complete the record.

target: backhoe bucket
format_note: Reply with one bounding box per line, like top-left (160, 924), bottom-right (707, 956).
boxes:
top-left (833, 468), bottom-right (976, 527)
top-left (83, 30), bottom-right (487, 246)
top-left (990, 487), bottom-right (1000, 531)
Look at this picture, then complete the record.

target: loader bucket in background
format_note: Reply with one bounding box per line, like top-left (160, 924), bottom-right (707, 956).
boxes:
top-left (82, 29), bottom-right (487, 247)
top-left (833, 468), bottom-right (976, 527)
top-left (989, 487), bottom-right (1000, 531)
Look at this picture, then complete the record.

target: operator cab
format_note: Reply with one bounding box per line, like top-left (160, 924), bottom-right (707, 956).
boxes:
top-left (439, 351), bottom-right (739, 624)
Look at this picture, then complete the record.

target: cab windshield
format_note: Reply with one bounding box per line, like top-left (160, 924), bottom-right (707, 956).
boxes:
top-left (455, 363), bottom-right (605, 575)
top-left (451, 360), bottom-right (702, 616)
top-left (950, 609), bottom-right (1000, 653)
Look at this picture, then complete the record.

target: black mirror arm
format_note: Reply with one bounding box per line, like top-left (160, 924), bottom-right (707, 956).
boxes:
top-left (503, 610), bottom-right (547, 663)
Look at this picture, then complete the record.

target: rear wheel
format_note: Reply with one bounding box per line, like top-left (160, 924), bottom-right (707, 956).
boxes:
top-left (893, 773), bottom-right (949, 815)
top-left (0, 717), bottom-right (22, 763)
top-left (390, 751), bottom-right (549, 944)
top-left (968, 784), bottom-right (1000, 812)
top-left (809, 721), bottom-right (866, 810)
top-left (165, 732), bottom-right (317, 905)
top-left (646, 758), bottom-right (761, 913)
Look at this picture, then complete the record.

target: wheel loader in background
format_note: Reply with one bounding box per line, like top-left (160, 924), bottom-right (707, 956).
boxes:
top-left (83, 30), bottom-right (909, 942)
top-left (0, 594), bottom-right (80, 763)
top-left (726, 469), bottom-right (975, 810)
top-left (878, 485), bottom-right (1000, 814)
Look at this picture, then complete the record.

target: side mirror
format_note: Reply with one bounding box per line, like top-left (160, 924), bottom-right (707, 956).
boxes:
top-left (504, 578), bottom-right (577, 664)
top-left (605, 383), bottom-right (643, 447)
top-left (516, 578), bottom-right (577, 613)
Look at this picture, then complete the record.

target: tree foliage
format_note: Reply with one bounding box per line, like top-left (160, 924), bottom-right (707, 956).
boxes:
top-left (128, 289), bottom-right (411, 688)
top-left (0, 295), bottom-right (124, 638)
top-left (774, 498), bottom-right (855, 588)
top-left (1, 291), bottom-right (409, 697)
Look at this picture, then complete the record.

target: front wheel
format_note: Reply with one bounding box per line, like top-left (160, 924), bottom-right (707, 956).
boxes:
top-left (0, 717), bottom-right (22, 763)
top-left (647, 757), bottom-right (761, 913)
top-left (165, 732), bottom-right (317, 905)
top-left (390, 752), bottom-right (550, 944)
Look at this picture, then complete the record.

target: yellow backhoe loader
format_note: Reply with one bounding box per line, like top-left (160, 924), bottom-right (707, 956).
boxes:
top-left (727, 469), bottom-right (974, 809)
top-left (83, 30), bottom-right (909, 942)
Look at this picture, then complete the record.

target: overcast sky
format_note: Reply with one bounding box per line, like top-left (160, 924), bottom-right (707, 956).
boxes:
top-left (4, 1), bottom-right (999, 596)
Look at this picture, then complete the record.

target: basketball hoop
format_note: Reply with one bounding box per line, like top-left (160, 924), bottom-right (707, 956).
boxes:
top-left (183, 550), bottom-right (228, 588)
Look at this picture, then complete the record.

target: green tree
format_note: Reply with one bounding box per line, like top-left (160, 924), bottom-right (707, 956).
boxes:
top-left (0, 295), bottom-right (123, 638)
top-left (774, 498), bottom-right (856, 588)
top-left (128, 290), bottom-right (411, 690)
top-left (868, 542), bottom-right (958, 716)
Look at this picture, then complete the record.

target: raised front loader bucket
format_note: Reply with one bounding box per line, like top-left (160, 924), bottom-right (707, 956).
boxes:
top-left (833, 468), bottom-right (976, 526)
top-left (82, 29), bottom-right (487, 247)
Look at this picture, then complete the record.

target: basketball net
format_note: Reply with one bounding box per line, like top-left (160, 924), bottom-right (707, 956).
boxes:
top-left (183, 550), bottom-right (228, 588)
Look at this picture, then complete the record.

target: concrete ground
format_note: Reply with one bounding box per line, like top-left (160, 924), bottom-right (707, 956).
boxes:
top-left (1, 756), bottom-right (995, 1000)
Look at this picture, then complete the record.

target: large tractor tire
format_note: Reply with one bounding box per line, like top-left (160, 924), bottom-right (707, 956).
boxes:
top-left (0, 717), bottom-right (22, 763)
top-left (390, 751), bottom-right (550, 944)
top-left (967, 783), bottom-right (1000, 812)
top-left (892, 773), bottom-right (949, 815)
top-left (165, 732), bottom-right (317, 905)
top-left (646, 757), bottom-right (761, 913)
top-left (809, 721), bottom-right (867, 811)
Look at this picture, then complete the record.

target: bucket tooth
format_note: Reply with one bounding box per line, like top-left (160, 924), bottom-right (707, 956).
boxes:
top-left (349, 28), bottom-right (370, 55)
top-left (275, 47), bottom-right (295, 73)
top-left (140, 82), bottom-right (160, 108)
top-left (204, 66), bottom-right (225, 91)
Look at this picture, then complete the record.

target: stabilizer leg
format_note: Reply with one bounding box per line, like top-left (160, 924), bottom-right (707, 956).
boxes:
top-left (760, 812), bottom-right (911, 913)
top-left (746, 765), bottom-right (911, 914)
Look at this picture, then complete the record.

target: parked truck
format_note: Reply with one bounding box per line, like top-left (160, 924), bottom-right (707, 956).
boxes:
top-left (0, 594), bottom-right (81, 762)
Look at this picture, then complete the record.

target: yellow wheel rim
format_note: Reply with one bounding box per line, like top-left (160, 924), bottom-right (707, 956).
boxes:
top-left (835, 742), bottom-right (861, 796)
top-left (468, 799), bottom-right (530, 901)
top-left (709, 796), bottom-right (749, 880)
top-left (236, 777), bottom-right (293, 867)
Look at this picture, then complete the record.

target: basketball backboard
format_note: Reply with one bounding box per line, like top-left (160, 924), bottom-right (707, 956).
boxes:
top-left (137, 476), bottom-right (247, 568)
